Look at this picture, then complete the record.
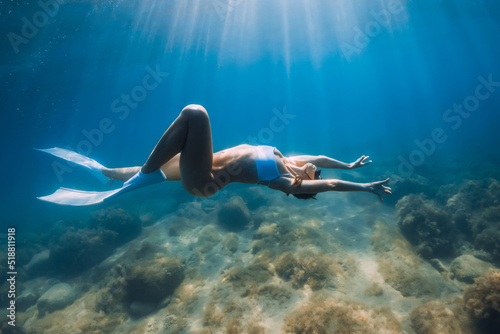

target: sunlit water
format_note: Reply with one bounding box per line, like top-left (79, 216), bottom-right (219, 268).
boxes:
top-left (1, 0), bottom-right (500, 333)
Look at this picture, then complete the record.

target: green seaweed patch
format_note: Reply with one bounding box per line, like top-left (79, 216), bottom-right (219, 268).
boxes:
top-left (474, 227), bottom-right (500, 264)
top-left (275, 250), bottom-right (344, 290)
top-left (255, 284), bottom-right (293, 309)
top-left (217, 196), bottom-right (251, 232)
top-left (252, 221), bottom-right (331, 256)
top-left (282, 297), bottom-right (401, 334)
top-left (364, 282), bottom-right (384, 297)
top-left (88, 207), bottom-right (142, 244)
top-left (195, 225), bottom-right (223, 253)
top-left (125, 256), bottom-right (185, 304)
top-left (250, 238), bottom-right (276, 255)
top-left (410, 300), bottom-right (473, 334)
top-left (95, 265), bottom-right (128, 314)
top-left (221, 251), bottom-right (273, 297)
top-left (202, 295), bottom-right (266, 334)
top-left (396, 194), bottom-right (455, 259)
top-left (49, 228), bottom-right (119, 276)
top-left (223, 233), bottom-right (239, 254)
top-left (464, 269), bottom-right (500, 331)
top-left (19, 287), bottom-right (127, 334)
top-left (254, 223), bottom-right (280, 240)
top-left (168, 217), bottom-right (197, 237)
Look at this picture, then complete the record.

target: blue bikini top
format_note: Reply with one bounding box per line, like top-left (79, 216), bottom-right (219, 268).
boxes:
top-left (256, 145), bottom-right (282, 182)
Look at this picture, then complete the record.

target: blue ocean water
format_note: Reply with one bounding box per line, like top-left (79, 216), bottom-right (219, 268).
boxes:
top-left (1, 0), bottom-right (500, 224)
top-left (1, 0), bottom-right (500, 332)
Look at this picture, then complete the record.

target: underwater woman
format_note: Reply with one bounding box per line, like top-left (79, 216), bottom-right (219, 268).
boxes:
top-left (37, 104), bottom-right (392, 206)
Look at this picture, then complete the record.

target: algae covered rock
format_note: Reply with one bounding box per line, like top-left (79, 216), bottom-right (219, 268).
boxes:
top-left (282, 298), bottom-right (401, 334)
top-left (49, 228), bottom-right (118, 275)
top-left (410, 300), bottom-right (472, 334)
top-left (16, 290), bottom-right (38, 312)
top-left (223, 233), bottom-right (239, 254)
top-left (396, 194), bottom-right (455, 258)
top-left (126, 256), bottom-right (184, 303)
top-left (24, 249), bottom-right (51, 275)
top-left (37, 283), bottom-right (77, 315)
top-left (450, 255), bottom-right (492, 283)
top-left (474, 228), bottom-right (500, 263)
top-left (217, 196), bottom-right (251, 231)
top-left (88, 207), bottom-right (142, 244)
top-left (371, 223), bottom-right (449, 297)
top-left (129, 300), bottom-right (158, 317)
top-left (463, 269), bottom-right (500, 329)
top-left (275, 251), bottom-right (339, 290)
top-left (222, 252), bottom-right (273, 296)
top-left (195, 225), bottom-right (222, 253)
top-left (364, 282), bottom-right (384, 297)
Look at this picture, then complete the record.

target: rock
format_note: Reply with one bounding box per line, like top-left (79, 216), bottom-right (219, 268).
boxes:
top-left (396, 194), bottom-right (455, 259)
top-left (50, 228), bottom-right (118, 275)
top-left (126, 257), bottom-right (184, 303)
top-left (17, 290), bottom-right (38, 312)
top-left (450, 255), bottom-right (492, 283)
top-left (223, 233), bottom-right (239, 254)
top-left (364, 283), bottom-right (384, 297)
top-left (463, 269), bottom-right (500, 327)
top-left (24, 249), bottom-right (50, 274)
top-left (129, 301), bottom-right (157, 317)
top-left (429, 259), bottom-right (448, 273)
top-left (217, 196), bottom-right (251, 232)
top-left (196, 225), bottom-right (222, 253)
top-left (243, 187), bottom-right (268, 210)
top-left (88, 207), bottom-right (142, 244)
top-left (37, 283), bottom-right (77, 314)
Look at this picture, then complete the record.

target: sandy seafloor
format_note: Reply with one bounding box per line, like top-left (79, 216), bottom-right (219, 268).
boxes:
top-left (1, 157), bottom-right (500, 334)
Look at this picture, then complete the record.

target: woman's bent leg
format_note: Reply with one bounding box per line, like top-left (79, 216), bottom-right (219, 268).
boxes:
top-left (142, 104), bottom-right (215, 196)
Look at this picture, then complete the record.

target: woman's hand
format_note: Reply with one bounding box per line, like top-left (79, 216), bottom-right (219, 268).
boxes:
top-left (367, 178), bottom-right (392, 201)
top-left (349, 155), bottom-right (372, 169)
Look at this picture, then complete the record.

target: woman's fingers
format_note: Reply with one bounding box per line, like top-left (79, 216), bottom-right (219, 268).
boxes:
top-left (360, 155), bottom-right (372, 166)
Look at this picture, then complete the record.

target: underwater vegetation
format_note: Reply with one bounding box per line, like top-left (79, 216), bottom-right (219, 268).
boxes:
top-left (463, 269), bottom-right (500, 331)
top-left (408, 269), bottom-right (500, 334)
top-left (282, 296), bottom-right (401, 334)
top-left (36, 282), bottom-right (77, 316)
top-left (396, 194), bottom-right (455, 259)
top-left (409, 299), bottom-right (472, 334)
top-left (88, 208), bottom-right (142, 244)
top-left (275, 251), bottom-right (338, 290)
top-left (6, 177), bottom-right (500, 333)
top-left (48, 207), bottom-right (143, 276)
top-left (371, 222), bottom-right (451, 297)
top-left (396, 178), bottom-right (500, 265)
top-left (217, 196), bottom-right (252, 232)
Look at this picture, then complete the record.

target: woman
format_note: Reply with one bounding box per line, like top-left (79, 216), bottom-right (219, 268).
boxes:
top-left (38, 104), bottom-right (391, 206)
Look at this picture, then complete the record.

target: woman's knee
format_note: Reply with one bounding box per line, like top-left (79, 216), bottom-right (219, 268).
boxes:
top-left (181, 104), bottom-right (208, 119)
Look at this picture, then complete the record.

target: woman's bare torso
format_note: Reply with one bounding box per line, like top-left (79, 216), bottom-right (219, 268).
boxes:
top-left (160, 144), bottom-right (289, 186)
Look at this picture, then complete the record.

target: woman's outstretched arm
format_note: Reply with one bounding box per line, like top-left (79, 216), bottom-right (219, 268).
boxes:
top-left (269, 177), bottom-right (392, 201)
top-left (287, 155), bottom-right (372, 169)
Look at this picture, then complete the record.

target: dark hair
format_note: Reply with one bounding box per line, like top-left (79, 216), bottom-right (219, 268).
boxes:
top-left (289, 169), bottom-right (322, 200)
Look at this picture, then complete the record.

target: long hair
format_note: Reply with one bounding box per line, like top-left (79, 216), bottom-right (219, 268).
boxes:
top-left (289, 169), bottom-right (322, 200)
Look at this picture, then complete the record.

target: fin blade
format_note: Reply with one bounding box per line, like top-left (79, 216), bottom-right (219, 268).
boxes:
top-left (38, 187), bottom-right (123, 206)
top-left (35, 147), bottom-right (101, 167)
top-left (35, 147), bottom-right (110, 185)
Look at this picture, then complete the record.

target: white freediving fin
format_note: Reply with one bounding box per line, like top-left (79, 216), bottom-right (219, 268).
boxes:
top-left (38, 169), bottom-right (166, 206)
top-left (38, 187), bottom-right (125, 206)
top-left (35, 147), bottom-right (111, 184)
